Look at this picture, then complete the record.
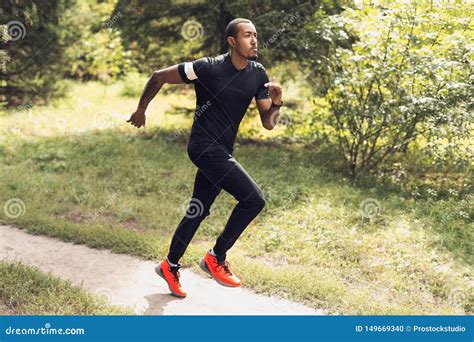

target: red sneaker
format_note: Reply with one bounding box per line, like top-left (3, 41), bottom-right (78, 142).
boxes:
top-left (199, 251), bottom-right (241, 287)
top-left (155, 259), bottom-right (187, 298)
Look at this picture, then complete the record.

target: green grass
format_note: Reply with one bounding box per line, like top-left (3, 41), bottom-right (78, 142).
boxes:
top-left (0, 261), bottom-right (132, 315)
top-left (0, 81), bottom-right (472, 315)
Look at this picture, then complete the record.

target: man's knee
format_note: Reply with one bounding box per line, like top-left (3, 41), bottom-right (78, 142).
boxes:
top-left (184, 198), bottom-right (212, 220)
top-left (244, 191), bottom-right (266, 211)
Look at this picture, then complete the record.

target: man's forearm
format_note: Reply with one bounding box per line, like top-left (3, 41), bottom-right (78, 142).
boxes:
top-left (137, 72), bottom-right (164, 112)
top-left (265, 105), bottom-right (281, 129)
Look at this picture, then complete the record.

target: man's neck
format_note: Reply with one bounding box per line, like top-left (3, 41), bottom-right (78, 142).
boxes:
top-left (229, 50), bottom-right (248, 70)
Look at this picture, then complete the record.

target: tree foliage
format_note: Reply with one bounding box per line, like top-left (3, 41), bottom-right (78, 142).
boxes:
top-left (1, 0), bottom-right (80, 106)
top-left (66, 0), bottom-right (134, 83)
top-left (111, 0), bottom-right (349, 72)
top-left (312, 0), bottom-right (472, 178)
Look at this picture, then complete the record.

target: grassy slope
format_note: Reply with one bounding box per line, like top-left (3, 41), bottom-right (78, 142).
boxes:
top-left (0, 261), bottom-right (132, 315)
top-left (0, 81), bottom-right (472, 314)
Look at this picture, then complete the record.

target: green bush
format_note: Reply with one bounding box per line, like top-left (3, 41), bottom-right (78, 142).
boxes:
top-left (308, 1), bottom-right (472, 179)
top-left (67, 1), bottom-right (133, 83)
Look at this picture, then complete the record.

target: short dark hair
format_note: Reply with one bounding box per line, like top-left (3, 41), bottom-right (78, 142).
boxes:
top-left (225, 18), bottom-right (253, 38)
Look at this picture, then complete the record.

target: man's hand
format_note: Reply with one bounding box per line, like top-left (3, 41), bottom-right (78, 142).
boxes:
top-left (126, 109), bottom-right (146, 128)
top-left (264, 77), bottom-right (282, 105)
top-left (256, 76), bottom-right (284, 130)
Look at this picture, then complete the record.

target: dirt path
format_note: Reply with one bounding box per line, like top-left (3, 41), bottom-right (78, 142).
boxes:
top-left (0, 225), bottom-right (324, 315)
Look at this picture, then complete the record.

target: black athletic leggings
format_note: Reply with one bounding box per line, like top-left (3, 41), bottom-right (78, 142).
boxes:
top-left (167, 142), bottom-right (266, 264)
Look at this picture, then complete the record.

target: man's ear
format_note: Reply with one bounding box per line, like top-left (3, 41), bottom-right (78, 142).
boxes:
top-left (227, 36), bottom-right (236, 47)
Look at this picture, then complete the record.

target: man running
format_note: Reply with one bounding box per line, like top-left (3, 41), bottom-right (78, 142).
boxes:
top-left (126, 18), bottom-right (283, 298)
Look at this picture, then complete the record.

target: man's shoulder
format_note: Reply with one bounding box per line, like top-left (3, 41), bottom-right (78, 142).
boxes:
top-left (249, 60), bottom-right (265, 69)
top-left (196, 54), bottom-right (267, 76)
top-left (200, 53), bottom-right (227, 65)
top-left (249, 60), bottom-right (266, 73)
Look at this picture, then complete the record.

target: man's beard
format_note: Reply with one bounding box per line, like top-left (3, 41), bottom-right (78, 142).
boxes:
top-left (247, 54), bottom-right (258, 61)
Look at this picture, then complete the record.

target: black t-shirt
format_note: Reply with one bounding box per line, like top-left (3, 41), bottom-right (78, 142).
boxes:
top-left (178, 52), bottom-right (270, 154)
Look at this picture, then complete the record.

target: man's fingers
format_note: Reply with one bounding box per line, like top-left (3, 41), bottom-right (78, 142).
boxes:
top-left (125, 115), bottom-right (145, 128)
top-left (265, 80), bottom-right (281, 89)
top-left (264, 82), bottom-right (279, 88)
top-left (265, 76), bottom-right (277, 87)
